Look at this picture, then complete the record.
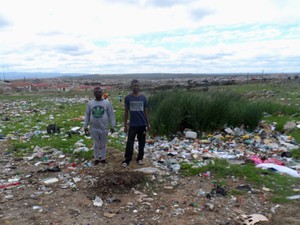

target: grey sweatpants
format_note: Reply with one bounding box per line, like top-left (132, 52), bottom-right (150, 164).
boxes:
top-left (90, 128), bottom-right (108, 160)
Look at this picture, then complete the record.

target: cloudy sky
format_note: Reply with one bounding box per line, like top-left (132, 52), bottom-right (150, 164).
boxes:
top-left (0, 0), bottom-right (300, 76)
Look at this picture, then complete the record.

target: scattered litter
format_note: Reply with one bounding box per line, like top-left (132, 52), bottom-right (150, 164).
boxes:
top-left (0, 181), bottom-right (21, 189)
top-left (47, 124), bottom-right (60, 134)
top-left (256, 163), bottom-right (300, 178)
top-left (185, 131), bottom-right (197, 139)
top-left (37, 166), bottom-right (61, 173)
top-left (236, 184), bottom-right (252, 192)
top-left (32, 206), bottom-right (43, 212)
top-left (103, 212), bottom-right (116, 218)
top-left (1, 96), bottom-right (300, 224)
top-left (133, 167), bottom-right (161, 174)
top-left (271, 204), bottom-right (280, 214)
top-left (43, 177), bottom-right (59, 184)
top-left (206, 184), bottom-right (227, 199)
top-left (93, 196), bottom-right (103, 207)
top-left (235, 213), bottom-right (269, 225)
top-left (287, 195), bottom-right (300, 200)
top-left (5, 194), bottom-right (14, 199)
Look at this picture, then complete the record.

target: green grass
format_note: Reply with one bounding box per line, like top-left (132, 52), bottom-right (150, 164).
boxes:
top-left (180, 158), bottom-right (300, 203)
top-left (148, 90), bottom-right (299, 136)
top-left (290, 148), bottom-right (300, 159)
top-left (212, 80), bottom-right (300, 107)
top-left (73, 149), bottom-right (94, 160)
top-left (1, 90), bottom-right (127, 159)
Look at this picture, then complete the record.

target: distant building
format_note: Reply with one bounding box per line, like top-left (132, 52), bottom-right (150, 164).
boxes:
top-left (10, 81), bottom-right (32, 92)
top-left (31, 82), bottom-right (50, 92)
top-left (55, 84), bottom-right (72, 92)
top-left (76, 85), bottom-right (94, 91)
top-left (0, 81), bottom-right (12, 94)
top-left (102, 85), bottom-right (112, 90)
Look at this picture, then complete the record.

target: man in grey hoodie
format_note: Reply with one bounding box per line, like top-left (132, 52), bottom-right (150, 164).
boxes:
top-left (84, 87), bottom-right (116, 165)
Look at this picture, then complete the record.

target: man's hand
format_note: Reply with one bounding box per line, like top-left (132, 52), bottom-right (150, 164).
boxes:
top-left (147, 124), bottom-right (151, 132)
top-left (84, 127), bottom-right (90, 136)
top-left (124, 124), bottom-right (128, 133)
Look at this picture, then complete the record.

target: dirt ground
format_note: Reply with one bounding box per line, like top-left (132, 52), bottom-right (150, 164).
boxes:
top-left (0, 141), bottom-right (300, 225)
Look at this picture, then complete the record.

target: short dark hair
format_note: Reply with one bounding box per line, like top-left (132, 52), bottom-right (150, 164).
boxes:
top-left (131, 79), bottom-right (140, 86)
top-left (94, 87), bottom-right (102, 91)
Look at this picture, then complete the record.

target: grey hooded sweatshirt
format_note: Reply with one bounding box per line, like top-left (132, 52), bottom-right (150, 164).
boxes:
top-left (84, 99), bottom-right (116, 130)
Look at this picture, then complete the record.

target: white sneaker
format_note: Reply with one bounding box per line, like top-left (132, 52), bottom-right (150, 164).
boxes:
top-left (122, 162), bottom-right (128, 168)
top-left (137, 160), bottom-right (144, 165)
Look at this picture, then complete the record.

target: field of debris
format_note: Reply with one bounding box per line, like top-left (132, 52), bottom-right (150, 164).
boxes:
top-left (1, 76), bottom-right (300, 225)
top-left (1, 143), bottom-right (300, 225)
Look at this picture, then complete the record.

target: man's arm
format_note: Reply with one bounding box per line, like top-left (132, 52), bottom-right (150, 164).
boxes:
top-left (144, 107), bottom-right (150, 132)
top-left (83, 103), bottom-right (91, 135)
top-left (107, 102), bottom-right (116, 133)
top-left (124, 106), bottom-right (129, 133)
top-left (144, 96), bottom-right (150, 131)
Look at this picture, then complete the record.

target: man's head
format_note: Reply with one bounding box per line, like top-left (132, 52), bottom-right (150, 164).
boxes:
top-left (93, 87), bottom-right (103, 100)
top-left (131, 79), bottom-right (140, 94)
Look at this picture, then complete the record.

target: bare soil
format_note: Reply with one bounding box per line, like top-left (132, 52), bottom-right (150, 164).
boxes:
top-left (0, 141), bottom-right (299, 225)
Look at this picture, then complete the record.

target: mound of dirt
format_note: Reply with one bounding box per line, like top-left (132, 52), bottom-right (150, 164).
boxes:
top-left (91, 171), bottom-right (148, 195)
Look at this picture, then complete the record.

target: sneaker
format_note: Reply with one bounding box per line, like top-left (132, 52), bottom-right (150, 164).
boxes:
top-left (94, 160), bottom-right (100, 165)
top-left (137, 160), bottom-right (144, 165)
top-left (100, 159), bottom-right (106, 164)
top-left (122, 162), bottom-right (128, 168)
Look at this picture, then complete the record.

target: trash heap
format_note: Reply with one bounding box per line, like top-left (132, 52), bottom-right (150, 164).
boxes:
top-left (143, 121), bottom-right (300, 177)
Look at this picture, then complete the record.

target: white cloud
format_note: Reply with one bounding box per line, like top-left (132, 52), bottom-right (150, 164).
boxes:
top-left (0, 0), bottom-right (300, 75)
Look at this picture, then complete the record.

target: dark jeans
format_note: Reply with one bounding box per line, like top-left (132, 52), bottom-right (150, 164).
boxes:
top-left (124, 126), bottom-right (146, 164)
